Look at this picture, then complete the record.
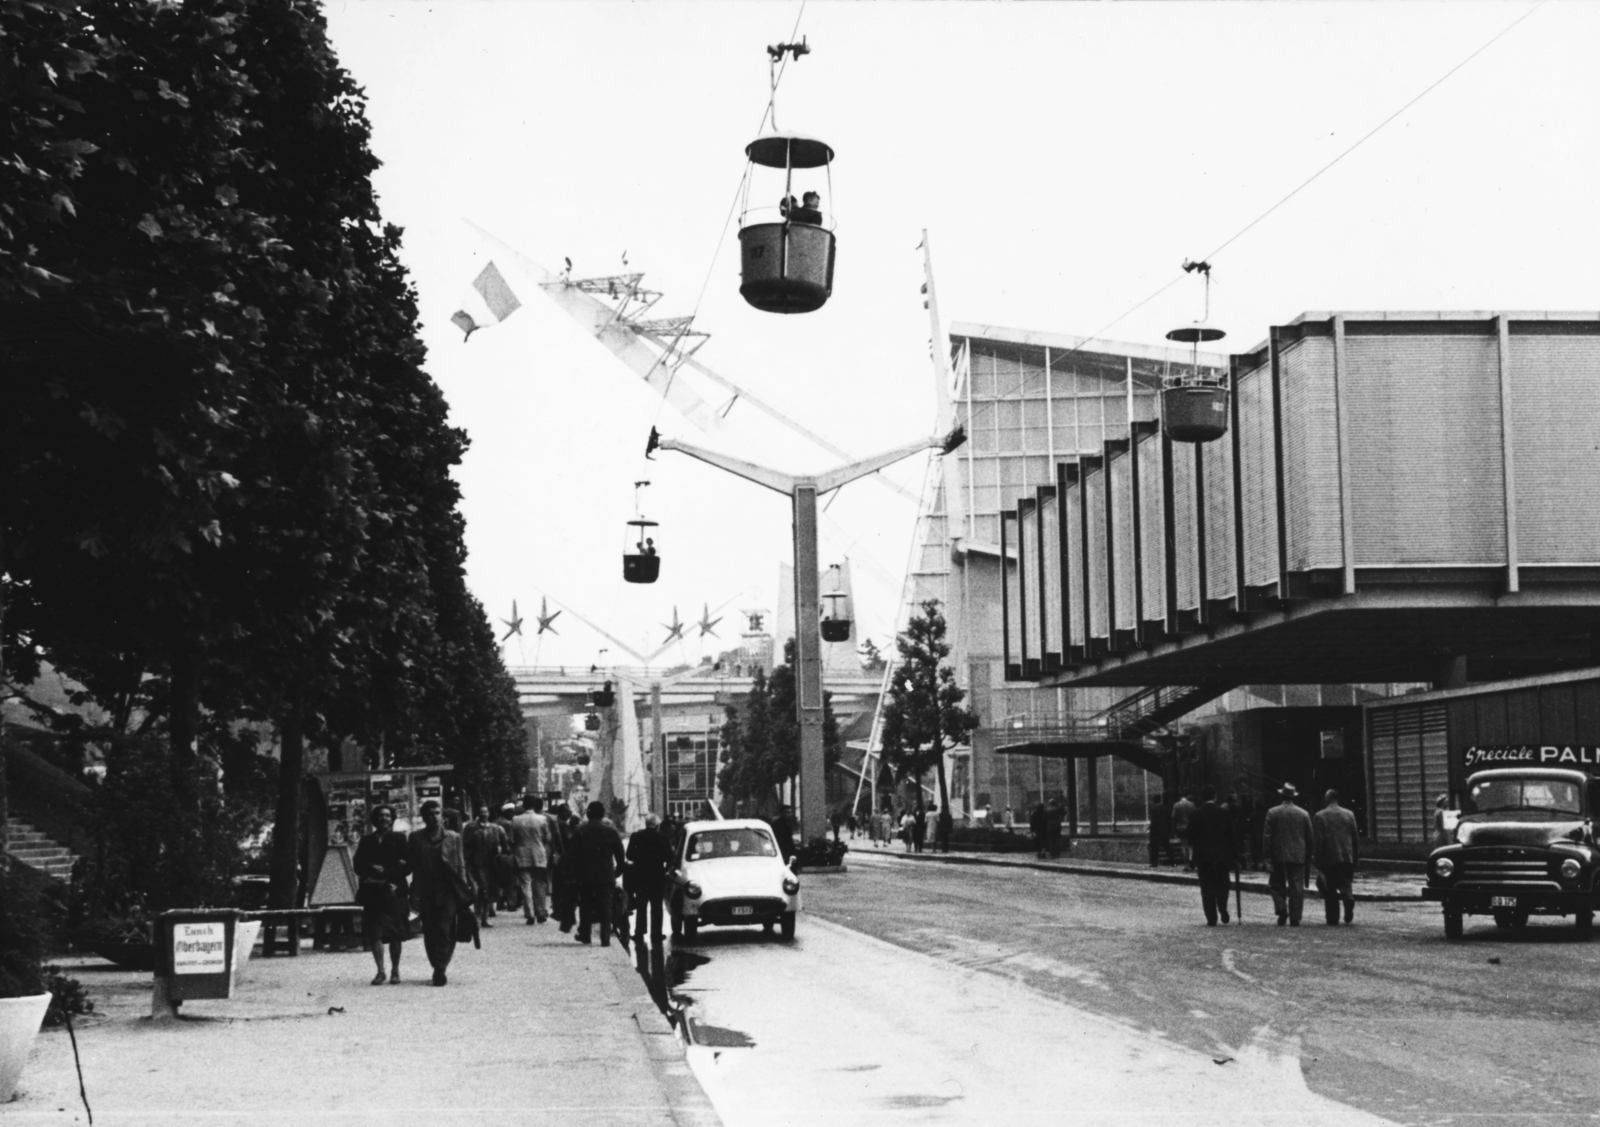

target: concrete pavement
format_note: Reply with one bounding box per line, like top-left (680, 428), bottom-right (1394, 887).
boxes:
top-left (843, 837), bottom-right (1426, 901)
top-left (9, 918), bottom-right (717, 1126)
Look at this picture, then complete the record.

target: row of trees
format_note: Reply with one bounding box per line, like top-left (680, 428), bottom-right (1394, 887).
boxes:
top-left (1, 0), bottom-right (528, 910)
top-left (716, 604), bottom-right (978, 829)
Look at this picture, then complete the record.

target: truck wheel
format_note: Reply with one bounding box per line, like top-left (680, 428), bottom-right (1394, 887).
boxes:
top-left (1444, 908), bottom-right (1464, 940)
top-left (1576, 908), bottom-right (1594, 939)
top-left (1493, 910), bottom-right (1513, 929)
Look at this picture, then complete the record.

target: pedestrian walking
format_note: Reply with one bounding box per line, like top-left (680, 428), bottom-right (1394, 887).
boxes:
top-left (510, 794), bottom-right (556, 924)
top-left (912, 805), bottom-right (928, 853)
top-left (1171, 791), bottom-right (1197, 870)
top-left (1147, 793), bottom-right (1172, 868)
top-left (1263, 783), bottom-right (1315, 926)
top-left (771, 805), bottom-right (797, 864)
top-left (353, 804), bottom-right (411, 985)
top-left (570, 800), bottom-right (626, 946)
top-left (1029, 802), bottom-right (1048, 858)
top-left (1432, 794), bottom-right (1453, 846)
top-left (406, 800), bottom-right (475, 986)
top-left (625, 812), bottom-right (673, 944)
top-left (1186, 786), bottom-right (1236, 926)
top-left (494, 803), bottom-right (519, 910)
top-left (462, 806), bottom-right (507, 927)
top-left (1313, 789), bottom-right (1360, 925)
top-left (553, 802), bottom-right (580, 931)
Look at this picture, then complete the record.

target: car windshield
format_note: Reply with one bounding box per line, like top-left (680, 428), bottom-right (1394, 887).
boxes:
top-left (1468, 778), bottom-right (1581, 817)
top-left (685, 828), bottom-right (778, 861)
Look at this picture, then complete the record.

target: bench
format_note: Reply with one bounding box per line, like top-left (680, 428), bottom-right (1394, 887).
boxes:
top-left (246, 909), bottom-right (320, 957)
top-left (311, 905), bottom-right (366, 952)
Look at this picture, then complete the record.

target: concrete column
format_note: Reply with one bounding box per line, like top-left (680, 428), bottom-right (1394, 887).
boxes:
top-left (794, 484), bottom-right (826, 843)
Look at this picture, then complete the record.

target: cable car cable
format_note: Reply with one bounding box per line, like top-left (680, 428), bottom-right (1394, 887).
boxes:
top-left (947, 0), bottom-right (1544, 443)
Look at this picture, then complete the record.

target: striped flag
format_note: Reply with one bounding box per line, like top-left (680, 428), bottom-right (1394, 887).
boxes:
top-left (451, 261), bottom-right (522, 340)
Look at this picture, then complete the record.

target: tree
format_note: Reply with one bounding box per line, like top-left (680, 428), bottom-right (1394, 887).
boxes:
top-left (716, 640), bottom-right (838, 815)
top-left (858, 638), bottom-right (887, 674)
top-left (879, 600), bottom-right (979, 826)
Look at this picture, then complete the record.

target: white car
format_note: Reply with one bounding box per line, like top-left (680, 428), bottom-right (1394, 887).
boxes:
top-left (670, 819), bottom-right (801, 941)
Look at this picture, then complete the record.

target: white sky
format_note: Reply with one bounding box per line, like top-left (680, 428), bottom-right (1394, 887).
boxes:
top-left (321, 1), bottom-right (1597, 671)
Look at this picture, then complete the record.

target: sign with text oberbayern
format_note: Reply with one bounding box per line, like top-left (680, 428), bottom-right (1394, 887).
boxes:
top-left (172, 921), bottom-right (229, 975)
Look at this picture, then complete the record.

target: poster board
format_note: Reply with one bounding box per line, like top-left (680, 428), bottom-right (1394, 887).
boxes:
top-left (309, 844), bottom-right (358, 905)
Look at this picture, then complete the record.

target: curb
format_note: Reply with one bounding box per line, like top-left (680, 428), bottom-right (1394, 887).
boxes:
top-left (605, 943), bottom-right (722, 1127)
top-left (858, 848), bottom-right (1425, 903)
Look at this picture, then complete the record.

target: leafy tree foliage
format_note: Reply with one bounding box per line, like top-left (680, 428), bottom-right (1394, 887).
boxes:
top-left (879, 601), bottom-right (979, 822)
top-left (716, 639), bottom-right (838, 815)
top-left (1, 0), bottom-right (526, 910)
top-left (858, 637), bottom-right (887, 674)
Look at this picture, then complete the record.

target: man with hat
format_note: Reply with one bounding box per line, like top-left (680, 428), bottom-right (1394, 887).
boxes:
top-left (1262, 783), bottom-right (1314, 926)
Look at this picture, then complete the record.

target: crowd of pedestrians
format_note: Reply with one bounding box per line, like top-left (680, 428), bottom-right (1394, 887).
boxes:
top-left (351, 796), bottom-right (702, 987)
top-left (1151, 783), bottom-right (1363, 928)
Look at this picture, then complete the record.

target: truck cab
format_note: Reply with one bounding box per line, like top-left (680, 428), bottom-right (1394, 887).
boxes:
top-left (1424, 767), bottom-right (1598, 939)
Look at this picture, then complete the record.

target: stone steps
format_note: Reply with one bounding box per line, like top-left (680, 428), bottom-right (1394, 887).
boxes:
top-left (4, 821), bottom-right (77, 881)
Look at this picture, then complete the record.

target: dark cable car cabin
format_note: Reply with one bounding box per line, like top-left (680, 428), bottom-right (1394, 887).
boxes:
top-left (1162, 324), bottom-right (1229, 443)
top-left (739, 133), bottom-right (836, 314)
top-left (590, 680), bottom-right (615, 709)
top-left (624, 518), bottom-right (660, 583)
top-left (820, 589), bottom-right (852, 643)
top-left (583, 712), bottom-right (601, 732)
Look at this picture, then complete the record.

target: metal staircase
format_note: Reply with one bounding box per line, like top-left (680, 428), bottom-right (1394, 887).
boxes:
top-left (4, 821), bottom-right (78, 881)
top-left (991, 683), bottom-right (1234, 774)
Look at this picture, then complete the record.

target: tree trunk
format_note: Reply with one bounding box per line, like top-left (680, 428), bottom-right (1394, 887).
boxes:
top-left (168, 633), bottom-right (202, 814)
top-left (268, 678), bottom-right (306, 910)
top-left (0, 520), bottom-right (8, 865)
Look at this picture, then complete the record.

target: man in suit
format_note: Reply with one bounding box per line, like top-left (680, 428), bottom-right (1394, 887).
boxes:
top-left (1313, 788), bottom-right (1360, 925)
top-left (625, 812), bottom-right (674, 945)
top-left (510, 794), bottom-right (555, 924)
top-left (406, 800), bottom-right (474, 986)
top-left (570, 801), bottom-right (626, 946)
top-left (1186, 786), bottom-right (1236, 926)
top-left (1263, 783), bottom-right (1315, 926)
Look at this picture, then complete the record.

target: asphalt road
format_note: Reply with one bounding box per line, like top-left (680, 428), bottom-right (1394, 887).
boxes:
top-left (650, 851), bottom-right (1600, 1126)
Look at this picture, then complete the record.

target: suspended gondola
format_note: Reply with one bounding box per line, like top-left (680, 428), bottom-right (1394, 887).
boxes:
top-left (623, 480), bottom-right (660, 583)
top-left (819, 564), bottom-right (852, 641)
top-left (1162, 261), bottom-right (1230, 443)
top-left (738, 40), bottom-right (836, 314)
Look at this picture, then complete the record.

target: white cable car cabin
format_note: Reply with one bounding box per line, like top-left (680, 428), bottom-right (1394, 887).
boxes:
top-left (624, 518), bottom-right (660, 584)
top-left (739, 133), bottom-right (836, 314)
top-left (820, 590), bottom-right (852, 642)
top-left (1162, 323), bottom-right (1229, 443)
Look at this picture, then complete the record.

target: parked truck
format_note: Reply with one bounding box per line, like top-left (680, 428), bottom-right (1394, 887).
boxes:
top-left (1424, 767), bottom-right (1599, 940)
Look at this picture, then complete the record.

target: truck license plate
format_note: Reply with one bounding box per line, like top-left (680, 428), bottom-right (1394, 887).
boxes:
top-left (732, 906), bottom-right (753, 916)
top-left (1490, 896), bottom-right (1517, 908)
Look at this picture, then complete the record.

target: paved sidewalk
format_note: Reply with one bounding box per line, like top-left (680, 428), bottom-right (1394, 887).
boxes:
top-left (9, 919), bottom-right (718, 1126)
top-left (841, 838), bottom-right (1426, 901)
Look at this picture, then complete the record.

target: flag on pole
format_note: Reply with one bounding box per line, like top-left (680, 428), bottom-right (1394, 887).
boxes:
top-left (451, 261), bottom-right (522, 340)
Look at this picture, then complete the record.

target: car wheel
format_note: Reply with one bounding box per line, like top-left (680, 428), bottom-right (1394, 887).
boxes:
top-left (1576, 907), bottom-right (1594, 939)
top-left (683, 918), bottom-right (698, 940)
top-left (1444, 908), bottom-right (1464, 940)
top-left (780, 911), bottom-right (796, 941)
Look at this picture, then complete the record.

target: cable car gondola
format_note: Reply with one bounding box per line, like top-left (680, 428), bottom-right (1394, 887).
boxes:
top-left (589, 680), bottom-right (615, 709)
top-left (738, 42), bottom-right (835, 314)
top-left (1161, 261), bottom-right (1230, 444)
top-left (584, 712), bottom-right (601, 732)
top-left (623, 480), bottom-right (660, 583)
top-left (820, 565), bottom-right (852, 641)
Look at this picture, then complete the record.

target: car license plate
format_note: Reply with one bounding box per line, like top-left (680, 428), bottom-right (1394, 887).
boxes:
top-left (732, 906), bottom-right (753, 916)
top-left (1490, 896), bottom-right (1517, 908)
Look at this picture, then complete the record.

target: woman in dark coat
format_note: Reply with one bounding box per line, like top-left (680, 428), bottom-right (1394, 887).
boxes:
top-left (353, 804), bottom-right (412, 985)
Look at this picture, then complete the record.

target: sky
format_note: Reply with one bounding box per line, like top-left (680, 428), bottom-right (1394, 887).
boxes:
top-left (319, 0), bottom-right (1598, 672)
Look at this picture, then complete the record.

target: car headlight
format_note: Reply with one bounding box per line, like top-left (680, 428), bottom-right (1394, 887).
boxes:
top-left (685, 881), bottom-right (702, 900)
top-left (1560, 858), bottom-right (1582, 880)
top-left (782, 876), bottom-right (800, 895)
top-left (1433, 857), bottom-right (1455, 879)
